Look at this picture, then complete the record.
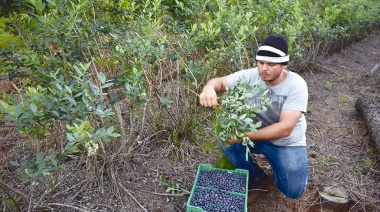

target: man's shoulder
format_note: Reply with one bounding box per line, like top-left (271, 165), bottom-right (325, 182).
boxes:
top-left (227, 67), bottom-right (259, 83)
top-left (288, 71), bottom-right (305, 80)
top-left (236, 67), bottom-right (258, 74)
top-left (288, 71), bottom-right (307, 86)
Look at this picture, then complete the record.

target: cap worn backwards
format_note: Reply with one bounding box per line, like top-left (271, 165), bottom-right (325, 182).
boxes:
top-left (256, 34), bottom-right (289, 63)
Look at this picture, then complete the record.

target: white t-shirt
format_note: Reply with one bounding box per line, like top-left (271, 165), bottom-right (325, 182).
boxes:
top-left (226, 67), bottom-right (308, 146)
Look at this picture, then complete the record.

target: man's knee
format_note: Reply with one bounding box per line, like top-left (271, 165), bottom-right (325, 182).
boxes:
top-left (280, 183), bottom-right (306, 199)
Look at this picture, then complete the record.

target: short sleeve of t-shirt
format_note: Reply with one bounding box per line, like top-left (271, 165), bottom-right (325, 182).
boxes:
top-left (278, 73), bottom-right (308, 113)
top-left (226, 68), bottom-right (263, 89)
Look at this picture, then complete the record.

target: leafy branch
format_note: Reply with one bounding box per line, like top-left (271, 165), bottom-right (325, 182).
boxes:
top-left (157, 177), bottom-right (190, 196)
top-left (213, 76), bottom-right (270, 160)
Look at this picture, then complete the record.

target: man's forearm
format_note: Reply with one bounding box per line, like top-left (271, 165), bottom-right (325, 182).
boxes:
top-left (246, 122), bottom-right (292, 141)
top-left (227, 122), bottom-right (293, 144)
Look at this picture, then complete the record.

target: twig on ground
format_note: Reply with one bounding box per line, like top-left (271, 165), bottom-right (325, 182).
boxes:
top-left (92, 204), bottom-right (115, 211)
top-left (349, 189), bottom-right (380, 204)
top-left (316, 64), bottom-right (340, 75)
top-left (118, 182), bottom-right (148, 212)
top-left (27, 182), bottom-right (38, 212)
top-left (52, 179), bottom-right (88, 199)
top-left (0, 180), bottom-right (29, 204)
top-left (0, 183), bottom-right (23, 212)
top-left (370, 167), bottom-right (380, 174)
top-left (134, 188), bottom-right (188, 197)
top-left (45, 203), bottom-right (90, 212)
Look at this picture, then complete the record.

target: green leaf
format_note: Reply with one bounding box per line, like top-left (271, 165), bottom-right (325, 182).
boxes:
top-left (51, 159), bottom-right (58, 166)
top-left (74, 92), bottom-right (83, 98)
top-left (54, 82), bottom-right (62, 91)
top-left (102, 82), bottom-right (114, 89)
top-left (15, 104), bottom-right (22, 117)
top-left (111, 133), bottom-right (121, 137)
top-left (38, 2), bottom-right (46, 12)
top-left (245, 147), bottom-right (250, 161)
top-left (245, 93), bottom-right (254, 98)
top-left (52, 111), bottom-right (60, 117)
top-left (36, 152), bottom-right (43, 161)
top-left (10, 161), bottom-right (19, 166)
top-left (159, 96), bottom-right (174, 108)
top-left (64, 85), bottom-right (72, 94)
top-left (15, 167), bottom-right (23, 174)
top-left (58, 165), bottom-right (66, 170)
top-left (239, 114), bottom-right (247, 119)
top-left (237, 131), bottom-right (245, 137)
top-left (98, 72), bottom-right (106, 84)
top-left (255, 121), bottom-right (262, 128)
top-left (106, 126), bottom-right (115, 134)
top-left (0, 101), bottom-right (9, 111)
top-left (20, 159), bottom-right (27, 166)
top-left (67, 97), bottom-right (76, 105)
top-left (45, 0), bottom-right (56, 6)
top-left (37, 161), bottom-right (45, 171)
top-left (90, 82), bottom-right (100, 94)
top-left (64, 142), bottom-right (76, 151)
top-left (244, 118), bottom-right (253, 124)
top-left (253, 108), bottom-right (262, 113)
top-left (73, 65), bottom-right (83, 76)
top-left (66, 133), bottom-right (75, 142)
top-left (230, 113), bottom-right (238, 119)
top-left (220, 123), bottom-right (229, 128)
top-left (30, 103), bottom-right (38, 114)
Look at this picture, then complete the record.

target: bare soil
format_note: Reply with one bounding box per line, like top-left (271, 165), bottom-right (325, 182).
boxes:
top-left (1, 31), bottom-right (380, 212)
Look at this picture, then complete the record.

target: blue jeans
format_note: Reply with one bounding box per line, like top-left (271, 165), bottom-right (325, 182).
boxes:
top-left (219, 140), bottom-right (308, 199)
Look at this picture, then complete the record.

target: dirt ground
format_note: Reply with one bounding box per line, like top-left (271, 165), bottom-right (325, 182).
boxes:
top-left (1, 31), bottom-right (380, 212)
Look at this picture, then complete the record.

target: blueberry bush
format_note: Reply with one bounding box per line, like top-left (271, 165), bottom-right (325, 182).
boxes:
top-left (214, 76), bottom-right (270, 160)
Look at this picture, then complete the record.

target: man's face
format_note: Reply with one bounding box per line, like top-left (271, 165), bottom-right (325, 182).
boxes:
top-left (257, 60), bottom-right (287, 85)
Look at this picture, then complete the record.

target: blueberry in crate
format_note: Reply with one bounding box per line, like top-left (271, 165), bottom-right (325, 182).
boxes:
top-left (186, 164), bottom-right (248, 212)
top-left (190, 188), bottom-right (245, 212)
top-left (196, 169), bottom-right (246, 193)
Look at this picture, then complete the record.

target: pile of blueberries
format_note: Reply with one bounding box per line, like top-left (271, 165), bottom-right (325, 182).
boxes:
top-left (196, 170), bottom-right (246, 193)
top-left (190, 188), bottom-right (245, 212)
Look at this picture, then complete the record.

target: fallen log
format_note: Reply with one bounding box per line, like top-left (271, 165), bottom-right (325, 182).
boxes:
top-left (365, 61), bottom-right (380, 77)
top-left (355, 95), bottom-right (380, 152)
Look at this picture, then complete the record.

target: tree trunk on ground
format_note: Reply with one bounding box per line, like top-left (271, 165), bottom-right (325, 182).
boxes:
top-left (355, 95), bottom-right (380, 152)
top-left (365, 61), bottom-right (380, 77)
top-left (318, 186), bottom-right (353, 212)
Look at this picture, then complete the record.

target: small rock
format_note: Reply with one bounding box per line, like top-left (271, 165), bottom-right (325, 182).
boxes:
top-left (308, 151), bottom-right (318, 158)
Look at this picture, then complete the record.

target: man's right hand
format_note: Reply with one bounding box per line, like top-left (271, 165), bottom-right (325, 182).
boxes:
top-left (199, 85), bottom-right (219, 109)
top-left (199, 77), bottom-right (228, 109)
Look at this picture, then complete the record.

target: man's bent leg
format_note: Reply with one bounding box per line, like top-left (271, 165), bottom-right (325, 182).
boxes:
top-left (256, 142), bottom-right (308, 199)
top-left (219, 140), bottom-right (268, 180)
